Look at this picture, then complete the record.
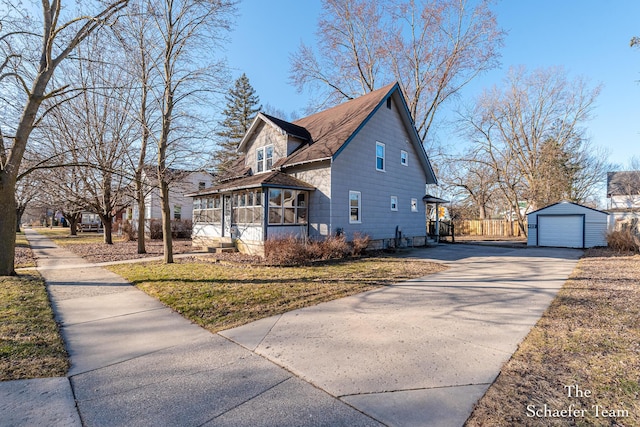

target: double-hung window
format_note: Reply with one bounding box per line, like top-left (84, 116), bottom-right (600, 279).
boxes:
top-left (401, 150), bottom-right (408, 166)
top-left (376, 142), bottom-right (385, 171)
top-left (256, 145), bottom-right (274, 173)
top-left (390, 196), bottom-right (398, 211)
top-left (349, 191), bottom-right (361, 223)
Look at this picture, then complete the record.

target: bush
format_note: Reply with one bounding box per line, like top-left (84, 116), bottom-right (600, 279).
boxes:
top-left (148, 219), bottom-right (192, 240)
top-left (264, 234), bottom-right (368, 266)
top-left (121, 220), bottom-right (137, 242)
top-left (149, 220), bottom-right (163, 240)
top-left (606, 229), bottom-right (640, 253)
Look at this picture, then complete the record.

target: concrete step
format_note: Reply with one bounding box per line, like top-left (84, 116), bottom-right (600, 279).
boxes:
top-left (215, 247), bottom-right (238, 254)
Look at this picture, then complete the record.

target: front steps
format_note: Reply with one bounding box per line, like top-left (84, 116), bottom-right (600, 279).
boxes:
top-left (202, 238), bottom-right (238, 254)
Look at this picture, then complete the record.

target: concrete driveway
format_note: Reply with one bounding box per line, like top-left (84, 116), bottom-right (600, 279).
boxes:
top-left (220, 244), bottom-right (582, 426)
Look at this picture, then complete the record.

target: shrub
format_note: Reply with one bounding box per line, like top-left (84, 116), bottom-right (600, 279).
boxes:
top-left (149, 220), bottom-right (163, 240)
top-left (264, 234), bottom-right (369, 266)
top-left (121, 220), bottom-right (137, 242)
top-left (351, 232), bottom-right (370, 256)
top-left (606, 229), bottom-right (640, 253)
top-left (171, 219), bottom-right (192, 238)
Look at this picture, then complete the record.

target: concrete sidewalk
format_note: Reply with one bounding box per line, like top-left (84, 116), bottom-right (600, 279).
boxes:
top-left (1, 231), bottom-right (582, 426)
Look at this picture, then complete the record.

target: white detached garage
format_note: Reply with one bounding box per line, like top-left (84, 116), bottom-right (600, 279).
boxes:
top-left (527, 201), bottom-right (609, 248)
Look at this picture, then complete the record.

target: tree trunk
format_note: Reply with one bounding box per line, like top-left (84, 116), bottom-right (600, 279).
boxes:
top-left (160, 179), bottom-right (173, 263)
top-left (101, 215), bottom-right (114, 244)
top-left (136, 173), bottom-right (147, 254)
top-left (69, 214), bottom-right (80, 236)
top-left (0, 175), bottom-right (17, 276)
top-left (16, 205), bottom-right (26, 233)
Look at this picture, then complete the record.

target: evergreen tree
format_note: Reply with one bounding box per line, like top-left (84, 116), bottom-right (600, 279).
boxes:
top-left (213, 73), bottom-right (261, 179)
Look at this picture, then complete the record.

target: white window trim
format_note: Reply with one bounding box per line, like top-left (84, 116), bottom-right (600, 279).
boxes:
top-left (401, 150), bottom-right (408, 166)
top-left (256, 144), bottom-right (274, 174)
top-left (376, 141), bottom-right (385, 172)
top-left (390, 196), bottom-right (398, 211)
top-left (349, 191), bottom-right (362, 224)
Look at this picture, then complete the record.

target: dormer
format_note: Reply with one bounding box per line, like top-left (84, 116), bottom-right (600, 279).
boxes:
top-left (237, 113), bottom-right (311, 174)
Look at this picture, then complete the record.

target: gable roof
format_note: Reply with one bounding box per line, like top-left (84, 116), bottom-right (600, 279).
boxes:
top-left (527, 201), bottom-right (609, 216)
top-left (607, 171), bottom-right (640, 197)
top-left (237, 83), bottom-right (437, 185)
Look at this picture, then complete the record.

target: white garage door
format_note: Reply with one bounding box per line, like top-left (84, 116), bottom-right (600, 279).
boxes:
top-left (538, 215), bottom-right (584, 248)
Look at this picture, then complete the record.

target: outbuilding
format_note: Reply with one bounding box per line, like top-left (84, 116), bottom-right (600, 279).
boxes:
top-left (527, 201), bottom-right (609, 248)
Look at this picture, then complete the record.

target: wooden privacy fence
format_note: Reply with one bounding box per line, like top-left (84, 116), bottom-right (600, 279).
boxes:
top-left (454, 219), bottom-right (526, 237)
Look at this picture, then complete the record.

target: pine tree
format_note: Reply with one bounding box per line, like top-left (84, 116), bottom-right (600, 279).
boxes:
top-left (213, 73), bottom-right (261, 179)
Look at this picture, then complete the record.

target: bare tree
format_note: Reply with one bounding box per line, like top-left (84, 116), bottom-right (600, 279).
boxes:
top-left (444, 149), bottom-right (497, 219)
top-left (460, 66), bottom-right (604, 234)
top-left (43, 37), bottom-right (136, 245)
top-left (143, 0), bottom-right (236, 263)
top-left (0, 1), bottom-right (129, 275)
top-left (290, 0), bottom-right (504, 145)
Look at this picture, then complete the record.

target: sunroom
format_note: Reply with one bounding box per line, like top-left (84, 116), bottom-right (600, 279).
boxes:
top-left (189, 171), bottom-right (314, 255)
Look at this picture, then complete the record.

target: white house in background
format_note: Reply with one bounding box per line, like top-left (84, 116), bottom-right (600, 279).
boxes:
top-left (607, 171), bottom-right (640, 231)
top-left (130, 168), bottom-right (215, 225)
top-left (527, 201), bottom-right (609, 248)
top-left (188, 82), bottom-right (439, 255)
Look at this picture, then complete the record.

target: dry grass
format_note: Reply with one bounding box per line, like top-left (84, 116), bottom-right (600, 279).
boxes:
top-left (465, 249), bottom-right (640, 426)
top-left (107, 256), bottom-right (447, 333)
top-left (0, 273), bottom-right (68, 381)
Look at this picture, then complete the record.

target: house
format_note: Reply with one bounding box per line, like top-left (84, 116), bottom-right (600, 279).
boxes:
top-left (189, 82), bottom-right (438, 255)
top-left (607, 171), bottom-right (640, 232)
top-left (527, 201), bottom-right (609, 248)
top-left (130, 168), bottom-right (215, 228)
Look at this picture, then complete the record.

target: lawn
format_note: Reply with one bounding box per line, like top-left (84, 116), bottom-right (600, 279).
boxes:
top-left (107, 256), bottom-right (447, 333)
top-left (465, 248), bottom-right (640, 427)
top-left (0, 273), bottom-right (68, 381)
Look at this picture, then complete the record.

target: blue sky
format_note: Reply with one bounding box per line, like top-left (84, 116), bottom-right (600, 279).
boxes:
top-left (224, 0), bottom-right (640, 168)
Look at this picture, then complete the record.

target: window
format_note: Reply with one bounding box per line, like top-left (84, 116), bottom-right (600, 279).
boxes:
top-left (174, 205), bottom-right (182, 220)
top-left (401, 150), bottom-right (408, 166)
top-left (193, 196), bottom-right (222, 223)
top-left (198, 181), bottom-right (206, 191)
top-left (233, 190), bottom-right (263, 224)
top-left (376, 142), bottom-right (385, 171)
top-left (268, 188), bottom-right (307, 225)
top-left (411, 198), bottom-right (418, 212)
top-left (390, 196), bottom-right (398, 211)
top-left (257, 145), bottom-right (274, 173)
top-left (349, 191), bottom-right (361, 223)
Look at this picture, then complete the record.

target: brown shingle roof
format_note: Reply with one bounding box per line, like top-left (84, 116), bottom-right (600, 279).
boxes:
top-left (188, 171), bottom-right (314, 196)
top-left (281, 83), bottom-right (396, 167)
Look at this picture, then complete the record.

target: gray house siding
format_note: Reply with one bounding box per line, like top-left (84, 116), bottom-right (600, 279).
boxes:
top-left (330, 98), bottom-right (428, 241)
top-left (287, 161), bottom-right (332, 238)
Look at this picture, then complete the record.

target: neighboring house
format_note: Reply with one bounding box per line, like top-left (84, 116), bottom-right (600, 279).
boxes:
top-left (189, 82), bottom-right (438, 255)
top-left (607, 171), bottom-right (640, 231)
top-left (130, 168), bottom-right (215, 226)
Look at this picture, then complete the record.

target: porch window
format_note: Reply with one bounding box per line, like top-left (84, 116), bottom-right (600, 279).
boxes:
top-left (257, 145), bottom-right (274, 173)
top-left (233, 190), bottom-right (262, 224)
top-left (193, 196), bottom-right (222, 223)
top-left (268, 188), bottom-right (308, 225)
top-left (349, 191), bottom-right (361, 223)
